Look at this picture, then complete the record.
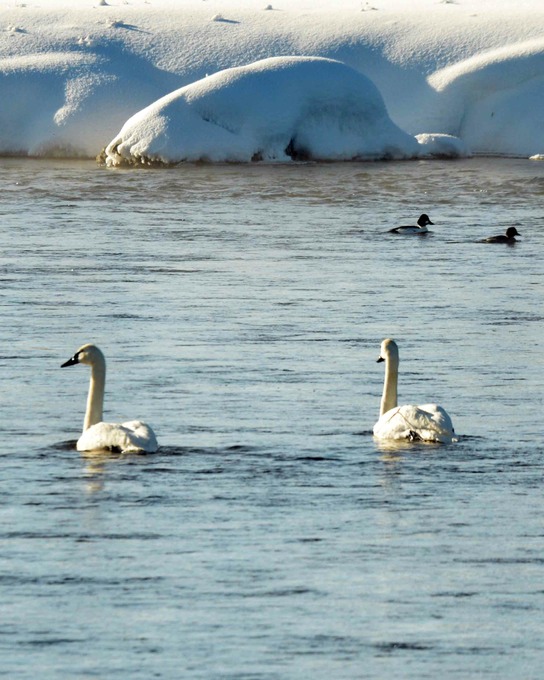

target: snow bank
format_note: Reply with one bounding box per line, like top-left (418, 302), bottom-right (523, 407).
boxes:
top-left (427, 38), bottom-right (544, 157)
top-left (104, 57), bottom-right (420, 165)
top-left (0, 44), bottom-right (180, 158)
top-left (0, 0), bottom-right (543, 160)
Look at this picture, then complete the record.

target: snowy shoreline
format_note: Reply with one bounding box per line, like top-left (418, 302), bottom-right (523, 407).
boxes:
top-left (1, 0), bottom-right (543, 162)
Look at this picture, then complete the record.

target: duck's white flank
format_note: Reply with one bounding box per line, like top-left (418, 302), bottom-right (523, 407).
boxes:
top-left (61, 343), bottom-right (158, 453)
top-left (373, 338), bottom-right (456, 444)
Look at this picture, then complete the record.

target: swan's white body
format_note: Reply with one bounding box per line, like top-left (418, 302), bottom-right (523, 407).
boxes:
top-left (76, 420), bottom-right (158, 454)
top-left (61, 344), bottom-right (158, 453)
top-left (373, 338), bottom-right (455, 444)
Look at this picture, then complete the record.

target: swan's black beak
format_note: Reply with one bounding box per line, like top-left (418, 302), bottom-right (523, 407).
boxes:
top-left (377, 356), bottom-right (384, 363)
top-left (61, 354), bottom-right (79, 368)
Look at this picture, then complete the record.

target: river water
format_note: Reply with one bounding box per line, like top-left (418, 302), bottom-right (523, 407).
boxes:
top-left (1, 157), bottom-right (543, 679)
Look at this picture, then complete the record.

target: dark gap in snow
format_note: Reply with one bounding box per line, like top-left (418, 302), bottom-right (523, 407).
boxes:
top-left (285, 138), bottom-right (312, 161)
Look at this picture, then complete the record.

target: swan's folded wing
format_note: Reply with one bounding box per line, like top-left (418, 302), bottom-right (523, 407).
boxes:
top-left (373, 407), bottom-right (412, 440)
top-left (77, 420), bottom-right (159, 453)
top-left (120, 420), bottom-right (159, 453)
top-left (415, 404), bottom-right (455, 442)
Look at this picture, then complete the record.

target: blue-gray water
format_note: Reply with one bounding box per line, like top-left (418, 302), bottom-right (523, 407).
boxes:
top-left (1, 157), bottom-right (543, 679)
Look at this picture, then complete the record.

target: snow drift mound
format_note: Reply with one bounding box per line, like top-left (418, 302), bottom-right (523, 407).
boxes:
top-left (428, 38), bottom-right (544, 157)
top-left (104, 56), bottom-right (421, 165)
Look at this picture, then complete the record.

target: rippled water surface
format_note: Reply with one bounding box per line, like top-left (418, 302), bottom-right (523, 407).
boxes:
top-left (1, 157), bottom-right (543, 679)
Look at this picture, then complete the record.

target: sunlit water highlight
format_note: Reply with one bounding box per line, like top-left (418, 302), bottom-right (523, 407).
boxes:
top-left (0, 158), bottom-right (543, 679)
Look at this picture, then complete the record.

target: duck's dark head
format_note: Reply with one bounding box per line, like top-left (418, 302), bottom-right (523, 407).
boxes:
top-left (418, 214), bottom-right (434, 227)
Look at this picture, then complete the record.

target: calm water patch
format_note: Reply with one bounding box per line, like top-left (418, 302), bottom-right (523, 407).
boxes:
top-left (0, 157), bottom-right (543, 679)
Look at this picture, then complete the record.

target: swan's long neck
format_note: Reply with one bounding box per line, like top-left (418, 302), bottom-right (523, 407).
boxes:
top-left (84, 357), bottom-right (105, 431)
top-left (380, 354), bottom-right (398, 416)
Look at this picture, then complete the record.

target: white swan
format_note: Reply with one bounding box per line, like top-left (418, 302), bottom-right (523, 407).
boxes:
top-left (61, 343), bottom-right (159, 453)
top-left (373, 338), bottom-right (456, 444)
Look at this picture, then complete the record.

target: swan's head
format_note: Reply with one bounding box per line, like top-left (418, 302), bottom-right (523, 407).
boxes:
top-left (61, 343), bottom-right (105, 368)
top-left (377, 338), bottom-right (399, 364)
